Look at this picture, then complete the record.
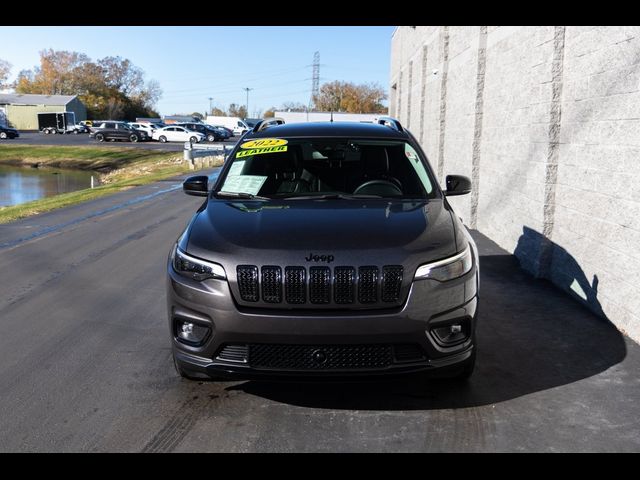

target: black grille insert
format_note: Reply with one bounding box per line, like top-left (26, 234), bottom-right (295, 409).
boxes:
top-left (334, 266), bottom-right (356, 304)
top-left (285, 267), bottom-right (306, 304)
top-left (261, 266), bottom-right (282, 303)
top-left (237, 266), bottom-right (259, 302)
top-left (382, 266), bottom-right (403, 302)
top-left (358, 266), bottom-right (379, 303)
top-left (249, 344), bottom-right (394, 370)
top-left (309, 267), bottom-right (331, 304)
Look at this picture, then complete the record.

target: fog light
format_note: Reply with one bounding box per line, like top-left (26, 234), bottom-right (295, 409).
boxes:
top-left (430, 318), bottom-right (470, 347)
top-left (175, 319), bottom-right (210, 345)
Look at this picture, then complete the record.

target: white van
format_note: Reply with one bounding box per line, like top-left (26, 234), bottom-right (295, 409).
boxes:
top-left (205, 116), bottom-right (250, 136)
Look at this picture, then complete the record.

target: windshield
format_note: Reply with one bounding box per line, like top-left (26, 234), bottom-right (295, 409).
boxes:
top-left (216, 138), bottom-right (437, 200)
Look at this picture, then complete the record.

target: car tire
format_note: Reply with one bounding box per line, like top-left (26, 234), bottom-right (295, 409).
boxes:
top-left (129, 134), bottom-right (138, 143)
top-left (0, 132), bottom-right (7, 139)
top-left (51, 129), bottom-right (57, 134)
top-left (42, 129), bottom-right (49, 135)
top-left (207, 134), bottom-right (215, 142)
top-left (73, 129), bottom-right (79, 134)
top-left (189, 136), bottom-right (198, 144)
top-left (159, 136), bottom-right (167, 143)
top-left (95, 133), bottom-right (105, 142)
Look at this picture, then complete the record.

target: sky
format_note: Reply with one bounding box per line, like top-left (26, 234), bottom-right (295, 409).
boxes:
top-left (0, 26), bottom-right (394, 117)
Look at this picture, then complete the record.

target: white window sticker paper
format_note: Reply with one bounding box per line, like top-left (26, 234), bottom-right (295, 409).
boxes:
top-left (221, 175), bottom-right (268, 196)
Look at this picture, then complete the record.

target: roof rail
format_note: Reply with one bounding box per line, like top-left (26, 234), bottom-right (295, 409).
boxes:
top-left (376, 116), bottom-right (404, 132)
top-left (253, 117), bottom-right (286, 133)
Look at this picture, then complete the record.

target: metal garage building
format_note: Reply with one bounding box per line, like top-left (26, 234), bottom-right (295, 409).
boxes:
top-left (0, 94), bottom-right (87, 130)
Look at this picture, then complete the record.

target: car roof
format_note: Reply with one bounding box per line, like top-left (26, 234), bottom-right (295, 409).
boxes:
top-left (244, 121), bottom-right (410, 140)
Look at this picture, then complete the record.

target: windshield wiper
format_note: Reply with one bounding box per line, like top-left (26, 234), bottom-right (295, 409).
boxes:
top-left (277, 193), bottom-right (383, 200)
top-left (215, 191), bottom-right (270, 200)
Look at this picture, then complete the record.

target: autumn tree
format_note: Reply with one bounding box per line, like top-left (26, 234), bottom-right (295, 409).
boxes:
top-left (228, 103), bottom-right (248, 119)
top-left (263, 107), bottom-right (277, 118)
top-left (15, 49), bottom-right (161, 120)
top-left (210, 107), bottom-right (227, 116)
top-left (0, 59), bottom-right (12, 89)
top-left (312, 81), bottom-right (387, 113)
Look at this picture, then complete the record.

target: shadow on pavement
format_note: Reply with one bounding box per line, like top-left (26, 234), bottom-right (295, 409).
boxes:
top-left (228, 231), bottom-right (627, 410)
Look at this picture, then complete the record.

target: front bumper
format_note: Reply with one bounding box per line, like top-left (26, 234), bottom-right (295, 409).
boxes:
top-left (167, 259), bottom-right (478, 379)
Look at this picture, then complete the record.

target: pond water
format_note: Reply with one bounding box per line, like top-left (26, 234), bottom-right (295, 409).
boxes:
top-left (0, 165), bottom-right (97, 207)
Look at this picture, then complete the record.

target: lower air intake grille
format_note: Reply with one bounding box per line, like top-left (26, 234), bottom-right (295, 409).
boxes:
top-left (249, 344), bottom-right (394, 370)
top-left (216, 344), bottom-right (249, 363)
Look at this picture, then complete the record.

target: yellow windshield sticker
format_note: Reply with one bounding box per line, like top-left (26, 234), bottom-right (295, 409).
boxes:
top-left (240, 138), bottom-right (288, 149)
top-left (236, 145), bottom-right (288, 158)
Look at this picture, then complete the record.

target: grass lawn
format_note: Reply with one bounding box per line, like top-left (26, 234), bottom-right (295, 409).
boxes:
top-left (0, 145), bottom-right (222, 224)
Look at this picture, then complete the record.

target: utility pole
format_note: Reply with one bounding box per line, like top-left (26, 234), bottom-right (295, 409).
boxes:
top-left (208, 97), bottom-right (213, 115)
top-left (308, 51), bottom-right (320, 111)
top-left (243, 88), bottom-right (253, 119)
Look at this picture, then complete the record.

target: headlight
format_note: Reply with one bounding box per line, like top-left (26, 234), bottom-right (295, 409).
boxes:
top-left (414, 245), bottom-right (473, 282)
top-left (171, 245), bottom-right (226, 281)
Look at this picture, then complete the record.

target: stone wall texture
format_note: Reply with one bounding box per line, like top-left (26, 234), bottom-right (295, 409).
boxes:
top-left (391, 26), bottom-right (640, 343)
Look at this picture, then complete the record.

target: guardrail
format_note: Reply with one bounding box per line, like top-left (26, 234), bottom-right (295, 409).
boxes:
top-left (183, 142), bottom-right (235, 170)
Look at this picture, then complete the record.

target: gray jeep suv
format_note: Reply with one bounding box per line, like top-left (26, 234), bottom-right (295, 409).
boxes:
top-left (167, 117), bottom-right (479, 381)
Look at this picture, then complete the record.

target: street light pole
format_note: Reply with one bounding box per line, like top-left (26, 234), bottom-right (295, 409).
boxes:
top-left (243, 88), bottom-right (253, 119)
top-left (208, 97), bottom-right (213, 115)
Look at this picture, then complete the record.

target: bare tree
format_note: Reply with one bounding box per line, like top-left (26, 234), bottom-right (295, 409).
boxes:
top-left (0, 59), bottom-right (12, 89)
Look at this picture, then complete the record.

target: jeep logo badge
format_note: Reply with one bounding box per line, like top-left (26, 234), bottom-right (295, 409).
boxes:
top-left (305, 253), bottom-right (335, 263)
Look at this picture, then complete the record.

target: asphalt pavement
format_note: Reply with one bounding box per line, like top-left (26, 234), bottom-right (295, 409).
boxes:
top-left (2, 132), bottom-right (238, 151)
top-left (0, 173), bottom-right (639, 452)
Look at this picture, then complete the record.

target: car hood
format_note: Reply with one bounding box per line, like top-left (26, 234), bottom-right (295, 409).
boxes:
top-left (185, 198), bottom-right (458, 269)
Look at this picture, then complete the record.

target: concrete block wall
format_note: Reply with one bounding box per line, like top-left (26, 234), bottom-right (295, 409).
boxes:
top-left (391, 26), bottom-right (640, 343)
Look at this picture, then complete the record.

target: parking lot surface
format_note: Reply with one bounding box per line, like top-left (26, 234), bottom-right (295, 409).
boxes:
top-left (2, 132), bottom-right (238, 151)
top-left (0, 173), bottom-right (638, 452)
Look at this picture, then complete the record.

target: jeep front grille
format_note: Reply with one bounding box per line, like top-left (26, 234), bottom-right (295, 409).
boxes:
top-left (235, 265), bottom-right (404, 307)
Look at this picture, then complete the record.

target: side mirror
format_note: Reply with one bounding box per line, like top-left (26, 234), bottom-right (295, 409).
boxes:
top-left (444, 175), bottom-right (471, 196)
top-left (183, 175), bottom-right (209, 197)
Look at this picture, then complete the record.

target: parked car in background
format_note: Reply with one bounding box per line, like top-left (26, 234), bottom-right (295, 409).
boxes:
top-left (152, 126), bottom-right (205, 143)
top-left (176, 122), bottom-right (224, 142)
top-left (90, 121), bottom-right (148, 142)
top-left (128, 122), bottom-right (158, 138)
top-left (0, 125), bottom-right (19, 139)
top-left (211, 125), bottom-right (233, 138)
top-left (209, 125), bottom-right (231, 139)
